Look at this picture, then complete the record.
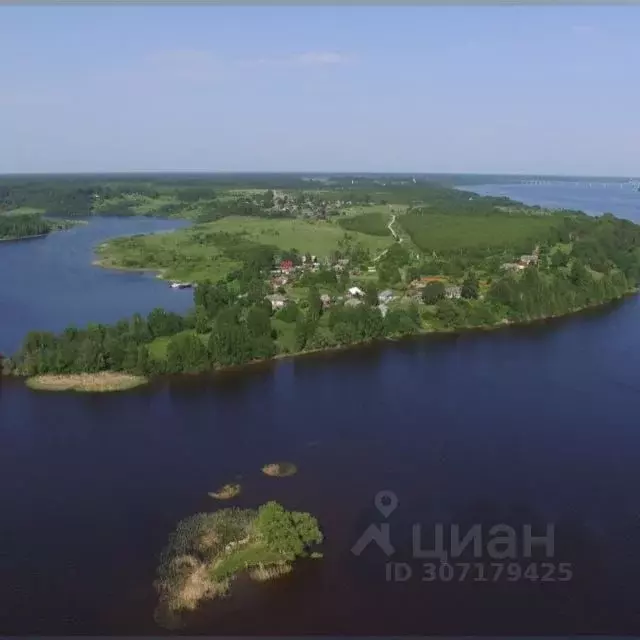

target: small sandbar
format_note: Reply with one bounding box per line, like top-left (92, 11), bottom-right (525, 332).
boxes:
top-left (261, 462), bottom-right (298, 477)
top-left (26, 372), bottom-right (148, 393)
top-left (208, 483), bottom-right (241, 500)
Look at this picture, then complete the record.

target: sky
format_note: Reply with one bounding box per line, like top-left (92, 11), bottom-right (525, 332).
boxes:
top-left (1, 5), bottom-right (639, 176)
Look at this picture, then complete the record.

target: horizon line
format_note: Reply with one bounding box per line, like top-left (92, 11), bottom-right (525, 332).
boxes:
top-left (0, 171), bottom-right (638, 180)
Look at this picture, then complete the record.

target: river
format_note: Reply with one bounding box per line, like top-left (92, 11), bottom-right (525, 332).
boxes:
top-left (0, 217), bottom-right (193, 355)
top-left (2, 189), bottom-right (640, 634)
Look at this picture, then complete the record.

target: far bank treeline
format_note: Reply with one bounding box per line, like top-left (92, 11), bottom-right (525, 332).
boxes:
top-left (0, 214), bottom-right (53, 240)
top-left (3, 208), bottom-right (640, 379)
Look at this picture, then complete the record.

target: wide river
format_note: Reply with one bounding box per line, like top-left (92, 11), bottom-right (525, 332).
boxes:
top-left (2, 186), bottom-right (640, 634)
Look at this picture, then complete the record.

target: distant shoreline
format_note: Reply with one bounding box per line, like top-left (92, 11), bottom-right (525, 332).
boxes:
top-left (0, 233), bottom-right (50, 243)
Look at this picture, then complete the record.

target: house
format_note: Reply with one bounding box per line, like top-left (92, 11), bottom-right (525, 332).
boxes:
top-left (266, 294), bottom-right (288, 310)
top-left (378, 289), bottom-right (394, 304)
top-left (519, 254), bottom-right (538, 266)
top-left (445, 285), bottom-right (462, 299)
top-left (348, 286), bottom-right (364, 297)
top-left (320, 293), bottom-right (331, 309)
top-left (280, 260), bottom-right (294, 273)
top-left (345, 298), bottom-right (363, 308)
top-left (368, 266), bottom-right (377, 274)
top-left (501, 262), bottom-right (525, 272)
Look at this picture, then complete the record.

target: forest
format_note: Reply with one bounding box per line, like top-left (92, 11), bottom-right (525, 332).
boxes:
top-left (0, 214), bottom-right (53, 240)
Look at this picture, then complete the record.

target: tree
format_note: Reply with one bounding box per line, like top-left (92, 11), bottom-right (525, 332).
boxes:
top-left (461, 275), bottom-right (479, 299)
top-left (421, 281), bottom-right (445, 304)
top-left (263, 189), bottom-right (275, 208)
top-left (255, 501), bottom-right (323, 560)
top-left (147, 308), bottom-right (185, 338)
top-left (194, 306), bottom-right (211, 334)
top-left (364, 283), bottom-right (379, 307)
top-left (167, 333), bottom-right (210, 373)
top-left (307, 286), bottom-right (322, 322)
top-left (275, 302), bottom-right (300, 323)
top-left (246, 305), bottom-right (272, 339)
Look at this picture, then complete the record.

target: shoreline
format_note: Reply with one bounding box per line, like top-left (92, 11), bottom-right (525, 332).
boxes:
top-left (0, 220), bottom-right (87, 245)
top-left (91, 258), bottom-right (167, 279)
top-left (0, 233), bottom-right (50, 243)
top-left (9, 290), bottom-right (634, 391)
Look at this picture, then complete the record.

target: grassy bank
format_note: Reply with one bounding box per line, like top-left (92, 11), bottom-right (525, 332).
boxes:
top-left (26, 372), bottom-right (148, 392)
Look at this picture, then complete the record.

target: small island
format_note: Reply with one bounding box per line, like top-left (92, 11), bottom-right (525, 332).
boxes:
top-left (154, 501), bottom-right (322, 628)
top-left (26, 372), bottom-right (148, 393)
top-left (262, 462), bottom-right (298, 477)
top-left (208, 483), bottom-right (241, 500)
top-left (3, 176), bottom-right (640, 387)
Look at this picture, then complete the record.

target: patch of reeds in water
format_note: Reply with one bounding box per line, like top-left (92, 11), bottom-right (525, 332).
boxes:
top-left (261, 462), bottom-right (297, 477)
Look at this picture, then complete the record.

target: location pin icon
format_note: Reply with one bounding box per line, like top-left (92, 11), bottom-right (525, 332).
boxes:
top-left (374, 490), bottom-right (399, 518)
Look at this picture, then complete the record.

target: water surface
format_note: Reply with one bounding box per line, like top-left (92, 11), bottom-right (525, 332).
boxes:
top-left (0, 217), bottom-right (193, 354)
top-left (2, 188), bottom-right (640, 634)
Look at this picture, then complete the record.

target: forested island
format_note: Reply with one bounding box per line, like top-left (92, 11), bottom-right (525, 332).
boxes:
top-left (2, 174), bottom-right (640, 390)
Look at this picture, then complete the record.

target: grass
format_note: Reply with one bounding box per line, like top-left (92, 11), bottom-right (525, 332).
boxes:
top-left (202, 216), bottom-right (392, 256)
top-left (209, 544), bottom-right (285, 582)
top-left (148, 331), bottom-right (209, 363)
top-left (261, 462), bottom-right (298, 477)
top-left (271, 318), bottom-right (297, 353)
top-left (208, 483), bottom-right (241, 500)
top-left (97, 216), bottom-right (392, 284)
top-left (26, 372), bottom-right (147, 392)
top-left (399, 212), bottom-right (562, 255)
top-left (339, 211), bottom-right (392, 236)
top-left (96, 232), bottom-right (242, 282)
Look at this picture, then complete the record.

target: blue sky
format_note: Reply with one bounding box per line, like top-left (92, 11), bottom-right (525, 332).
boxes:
top-left (1, 6), bottom-right (639, 176)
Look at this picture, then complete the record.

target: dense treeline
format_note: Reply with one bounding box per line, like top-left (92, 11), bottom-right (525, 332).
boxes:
top-left (0, 214), bottom-right (52, 240)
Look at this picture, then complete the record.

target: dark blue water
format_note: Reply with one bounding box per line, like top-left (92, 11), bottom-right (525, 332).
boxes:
top-left (0, 217), bottom-right (193, 355)
top-left (3, 189), bottom-right (640, 634)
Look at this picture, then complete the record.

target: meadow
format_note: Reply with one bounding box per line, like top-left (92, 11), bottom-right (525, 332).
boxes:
top-left (398, 212), bottom-right (563, 255)
top-left (339, 211), bottom-right (392, 236)
top-left (98, 216), bottom-right (393, 283)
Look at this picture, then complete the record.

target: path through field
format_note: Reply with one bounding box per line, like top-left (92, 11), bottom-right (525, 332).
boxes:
top-left (373, 213), bottom-right (402, 262)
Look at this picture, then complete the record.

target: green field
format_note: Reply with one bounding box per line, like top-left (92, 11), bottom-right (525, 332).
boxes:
top-left (96, 231), bottom-right (242, 282)
top-left (398, 212), bottom-right (562, 255)
top-left (339, 212), bottom-right (391, 236)
top-left (98, 215), bottom-right (394, 283)
top-left (204, 216), bottom-right (392, 255)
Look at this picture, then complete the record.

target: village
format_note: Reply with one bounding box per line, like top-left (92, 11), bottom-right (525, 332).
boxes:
top-left (262, 245), bottom-right (542, 317)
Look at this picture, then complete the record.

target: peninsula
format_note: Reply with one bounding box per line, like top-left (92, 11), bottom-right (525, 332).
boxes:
top-left (2, 175), bottom-right (640, 389)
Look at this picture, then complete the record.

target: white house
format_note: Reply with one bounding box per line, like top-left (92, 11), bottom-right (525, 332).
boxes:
top-left (266, 294), bottom-right (287, 310)
top-left (348, 286), bottom-right (364, 297)
top-left (378, 289), bottom-right (394, 304)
